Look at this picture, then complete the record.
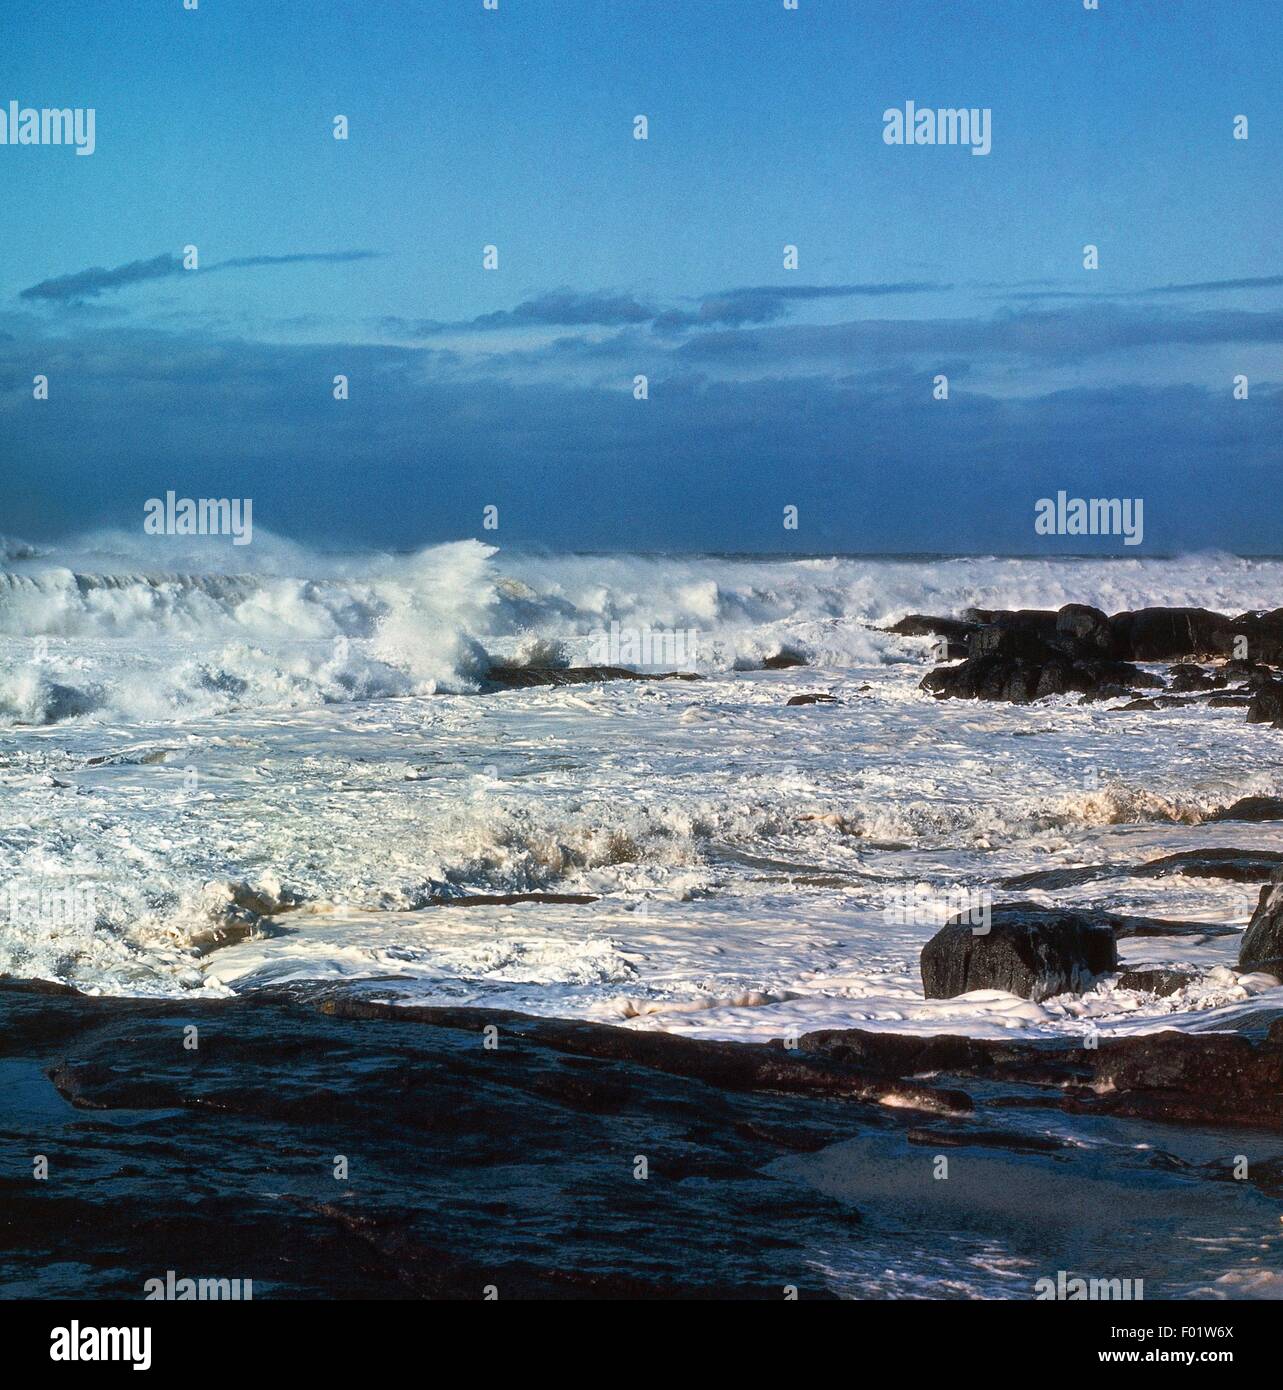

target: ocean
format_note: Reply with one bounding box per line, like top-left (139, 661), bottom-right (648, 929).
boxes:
top-left (2, 534), bottom-right (1282, 1044)
top-left (7, 533), bottom-right (1283, 1301)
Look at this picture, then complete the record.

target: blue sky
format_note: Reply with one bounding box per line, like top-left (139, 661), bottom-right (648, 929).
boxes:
top-left (2, 0), bottom-right (1281, 553)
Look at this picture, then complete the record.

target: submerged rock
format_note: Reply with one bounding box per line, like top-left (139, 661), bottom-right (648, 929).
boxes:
top-left (1003, 849), bottom-right (1283, 889)
top-left (1116, 968), bottom-right (1196, 997)
top-left (1168, 663), bottom-right (1226, 692)
top-left (920, 905), bottom-right (1117, 1002)
top-left (1135, 848), bottom-right (1283, 883)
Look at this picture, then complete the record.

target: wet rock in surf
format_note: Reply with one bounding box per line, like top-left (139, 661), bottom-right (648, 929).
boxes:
top-left (914, 603), bottom-right (1283, 720)
top-left (886, 613), bottom-right (977, 646)
top-left (1237, 874), bottom-right (1283, 976)
top-left (786, 693), bottom-right (838, 706)
top-left (1055, 603), bottom-right (1114, 653)
top-left (1229, 609), bottom-right (1283, 666)
top-left (920, 905), bottom-right (1117, 1002)
top-left (434, 891), bottom-right (599, 907)
top-left (1168, 663), bottom-right (1226, 692)
top-left (889, 614), bottom-right (978, 656)
top-left (800, 1020), bottom-right (1283, 1131)
top-left (1247, 679), bottom-right (1283, 727)
top-left (1002, 849), bottom-right (1283, 890)
top-left (1210, 796), bottom-right (1283, 822)
top-left (483, 665), bottom-right (701, 689)
top-left (922, 652), bottom-right (1157, 704)
top-left (1135, 847), bottom-right (1283, 883)
top-left (1107, 607), bottom-right (1233, 662)
top-left (1116, 968), bottom-right (1196, 997)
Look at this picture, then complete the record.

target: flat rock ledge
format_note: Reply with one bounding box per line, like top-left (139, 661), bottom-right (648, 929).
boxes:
top-left (6, 977), bottom-right (1283, 1298)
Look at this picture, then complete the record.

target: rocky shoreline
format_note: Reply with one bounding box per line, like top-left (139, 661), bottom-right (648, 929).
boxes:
top-left (5, 602), bottom-right (1283, 1298)
top-left (4, 950), bottom-right (1283, 1298)
top-left (895, 603), bottom-right (1283, 724)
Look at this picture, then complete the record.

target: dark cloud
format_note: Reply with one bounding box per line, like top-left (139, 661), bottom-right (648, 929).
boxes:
top-left (216, 251), bottom-right (382, 272)
top-left (19, 250), bottom-right (382, 304)
top-left (1, 318), bottom-right (1278, 554)
top-left (674, 304), bottom-right (1283, 366)
top-left (383, 282), bottom-right (951, 338)
top-left (470, 289), bottom-right (657, 329)
top-left (658, 281), bottom-right (948, 329)
top-left (1005, 274), bottom-right (1283, 303)
top-left (19, 254), bottom-right (181, 303)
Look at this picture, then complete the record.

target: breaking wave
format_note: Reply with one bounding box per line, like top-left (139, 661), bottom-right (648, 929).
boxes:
top-left (3, 531), bottom-right (1283, 724)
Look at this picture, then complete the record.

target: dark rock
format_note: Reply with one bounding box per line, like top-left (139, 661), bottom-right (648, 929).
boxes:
top-left (762, 651), bottom-right (807, 670)
top-left (906, 1126), bottom-right (1067, 1155)
top-left (920, 905), bottom-right (1117, 1002)
top-left (1108, 915), bottom-right (1237, 940)
top-left (786, 693), bottom-right (838, 706)
top-left (1109, 607), bottom-right (1234, 661)
top-left (1210, 796), bottom-right (1283, 823)
top-left (999, 864), bottom-right (1115, 891)
top-left (1086, 1030), bottom-right (1277, 1127)
top-left (1134, 848), bottom-right (1283, 883)
top-left (922, 653), bottom-right (1157, 705)
top-left (967, 625), bottom-right (1055, 662)
top-left (1168, 664), bottom-right (1226, 692)
top-left (484, 665), bottom-right (701, 689)
top-left (1228, 609), bottom-right (1283, 666)
top-left (1247, 680), bottom-right (1283, 726)
top-left (436, 892), bottom-right (599, 907)
top-left (962, 607), bottom-right (1059, 636)
top-left (1116, 968), bottom-right (1196, 997)
top-left (1237, 874), bottom-right (1283, 975)
top-left (1225, 657), bottom-right (1271, 678)
top-left (886, 614), bottom-right (977, 643)
top-left (1120, 692), bottom-right (1234, 710)
top-left (0, 983), bottom-right (893, 1299)
top-left (1055, 603), bottom-right (1114, 653)
top-left (1079, 683), bottom-right (1142, 704)
top-left (799, 1022), bottom-right (1283, 1132)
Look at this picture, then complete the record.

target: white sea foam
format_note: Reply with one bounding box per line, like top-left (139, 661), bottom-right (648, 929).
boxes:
top-left (3, 535), bottom-right (1282, 724)
top-left (1, 535), bottom-right (1281, 1038)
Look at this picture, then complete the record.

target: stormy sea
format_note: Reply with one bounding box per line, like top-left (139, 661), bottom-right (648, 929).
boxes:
top-left (4, 532), bottom-right (1283, 1299)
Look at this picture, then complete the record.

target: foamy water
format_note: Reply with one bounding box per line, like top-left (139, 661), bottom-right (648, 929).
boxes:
top-left (3, 533), bottom-right (1281, 1042)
